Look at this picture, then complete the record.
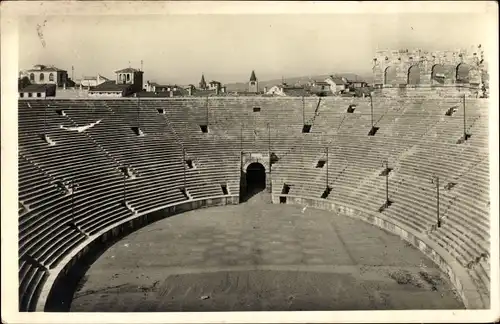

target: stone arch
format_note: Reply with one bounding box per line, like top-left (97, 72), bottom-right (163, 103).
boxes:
top-left (456, 63), bottom-right (472, 84)
top-left (431, 64), bottom-right (445, 85)
top-left (407, 65), bottom-right (421, 85)
top-left (468, 67), bottom-right (481, 85)
top-left (240, 162), bottom-right (268, 201)
top-left (383, 66), bottom-right (397, 85)
top-left (243, 160), bottom-right (269, 173)
top-left (246, 163), bottom-right (266, 186)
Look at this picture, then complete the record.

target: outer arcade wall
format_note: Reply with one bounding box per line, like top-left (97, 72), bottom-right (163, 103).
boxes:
top-left (372, 46), bottom-right (487, 90)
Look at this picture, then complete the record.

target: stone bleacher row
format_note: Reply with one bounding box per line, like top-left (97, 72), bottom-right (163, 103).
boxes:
top-left (265, 98), bottom-right (490, 306)
top-left (17, 96), bottom-right (490, 311)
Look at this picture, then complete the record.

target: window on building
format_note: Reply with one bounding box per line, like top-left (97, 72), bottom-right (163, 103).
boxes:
top-left (29, 73), bottom-right (35, 81)
top-left (39, 73), bottom-right (45, 82)
top-left (20, 93), bottom-right (24, 98)
top-left (37, 92), bottom-right (42, 97)
top-left (28, 93), bottom-right (33, 97)
top-left (127, 74), bottom-right (130, 81)
top-left (251, 82), bottom-right (255, 86)
top-left (49, 73), bottom-right (54, 82)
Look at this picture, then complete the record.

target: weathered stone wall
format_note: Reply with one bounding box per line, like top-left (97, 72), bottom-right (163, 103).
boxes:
top-left (372, 46), bottom-right (487, 89)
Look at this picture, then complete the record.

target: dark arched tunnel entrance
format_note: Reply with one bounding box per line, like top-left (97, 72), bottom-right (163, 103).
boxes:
top-left (241, 163), bottom-right (266, 202)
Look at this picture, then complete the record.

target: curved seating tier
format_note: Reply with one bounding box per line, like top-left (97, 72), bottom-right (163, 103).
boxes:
top-left (17, 97), bottom-right (491, 310)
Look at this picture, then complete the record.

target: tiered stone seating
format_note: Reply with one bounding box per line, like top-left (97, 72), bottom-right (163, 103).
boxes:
top-left (59, 100), bottom-right (188, 208)
top-left (18, 101), bottom-right (128, 310)
top-left (18, 103), bottom-right (162, 310)
top-left (18, 155), bottom-right (64, 214)
top-left (159, 97), bottom-right (324, 192)
top-left (17, 96), bottom-right (491, 311)
top-left (112, 99), bottom-right (238, 199)
top-left (18, 260), bottom-right (48, 312)
top-left (269, 97), bottom-right (490, 307)
top-left (271, 135), bottom-right (414, 203)
top-left (430, 157), bottom-right (490, 299)
top-left (158, 98), bottom-right (243, 189)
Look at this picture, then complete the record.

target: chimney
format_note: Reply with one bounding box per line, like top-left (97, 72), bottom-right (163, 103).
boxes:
top-left (169, 90), bottom-right (174, 97)
top-left (188, 86), bottom-right (193, 96)
top-left (264, 86), bottom-right (268, 93)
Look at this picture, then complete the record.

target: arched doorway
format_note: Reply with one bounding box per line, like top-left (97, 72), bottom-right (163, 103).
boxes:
top-left (468, 68), bottom-right (482, 85)
top-left (431, 64), bottom-right (445, 85)
top-left (246, 163), bottom-right (266, 191)
top-left (407, 65), bottom-right (421, 85)
top-left (456, 63), bottom-right (472, 84)
top-left (241, 162), bottom-right (266, 201)
top-left (384, 66), bottom-right (397, 85)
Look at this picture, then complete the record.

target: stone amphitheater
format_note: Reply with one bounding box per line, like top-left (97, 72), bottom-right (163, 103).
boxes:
top-left (18, 49), bottom-right (491, 311)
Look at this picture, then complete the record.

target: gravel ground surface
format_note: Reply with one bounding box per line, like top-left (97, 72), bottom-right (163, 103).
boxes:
top-left (70, 192), bottom-right (464, 311)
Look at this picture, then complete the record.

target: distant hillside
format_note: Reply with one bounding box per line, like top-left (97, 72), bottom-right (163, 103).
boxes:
top-left (225, 73), bottom-right (373, 92)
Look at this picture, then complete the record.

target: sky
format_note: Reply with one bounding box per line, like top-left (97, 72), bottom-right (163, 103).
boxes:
top-left (19, 12), bottom-right (494, 85)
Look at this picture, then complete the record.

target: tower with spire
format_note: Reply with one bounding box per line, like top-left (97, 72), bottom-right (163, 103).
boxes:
top-left (199, 73), bottom-right (207, 90)
top-left (248, 70), bottom-right (258, 93)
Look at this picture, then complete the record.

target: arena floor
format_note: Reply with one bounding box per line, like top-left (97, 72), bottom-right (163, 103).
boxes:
top-left (69, 192), bottom-right (464, 311)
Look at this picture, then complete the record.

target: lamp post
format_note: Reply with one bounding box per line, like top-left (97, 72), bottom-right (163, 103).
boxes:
top-left (326, 146), bottom-right (329, 187)
top-left (267, 122), bottom-right (271, 153)
top-left (206, 96), bottom-right (209, 126)
top-left (463, 93), bottom-right (467, 139)
top-left (383, 160), bottom-right (389, 206)
top-left (122, 166), bottom-right (127, 202)
top-left (71, 178), bottom-right (76, 222)
top-left (370, 95), bottom-right (374, 129)
top-left (240, 149), bottom-right (243, 172)
top-left (183, 148), bottom-right (186, 189)
top-left (302, 96), bottom-right (305, 124)
top-left (240, 123), bottom-right (243, 152)
top-left (44, 103), bottom-right (48, 136)
top-left (431, 176), bottom-right (441, 227)
top-left (137, 96), bottom-right (141, 130)
top-left (268, 122), bottom-right (272, 193)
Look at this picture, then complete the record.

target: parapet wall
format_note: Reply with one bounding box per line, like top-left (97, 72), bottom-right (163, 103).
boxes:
top-left (372, 46), bottom-right (487, 87)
